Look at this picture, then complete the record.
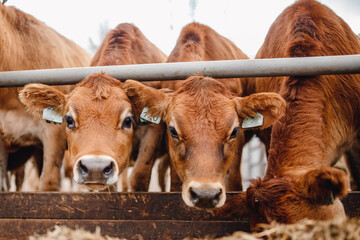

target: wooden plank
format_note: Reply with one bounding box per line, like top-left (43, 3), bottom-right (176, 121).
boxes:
top-left (342, 191), bottom-right (360, 218)
top-left (0, 219), bottom-right (247, 240)
top-left (0, 192), bottom-right (359, 220)
top-left (0, 192), bottom-right (358, 240)
top-left (0, 192), bottom-right (246, 221)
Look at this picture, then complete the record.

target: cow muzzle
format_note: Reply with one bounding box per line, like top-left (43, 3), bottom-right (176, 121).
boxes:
top-left (182, 181), bottom-right (226, 209)
top-left (73, 155), bottom-right (119, 190)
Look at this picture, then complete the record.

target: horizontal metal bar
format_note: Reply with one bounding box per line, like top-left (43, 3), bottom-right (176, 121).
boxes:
top-left (1, 54), bottom-right (360, 87)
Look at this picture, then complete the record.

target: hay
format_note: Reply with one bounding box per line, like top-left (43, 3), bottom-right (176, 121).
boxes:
top-left (29, 225), bottom-right (127, 240)
top-left (29, 218), bottom-right (360, 240)
top-left (189, 217), bottom-right (360, 240)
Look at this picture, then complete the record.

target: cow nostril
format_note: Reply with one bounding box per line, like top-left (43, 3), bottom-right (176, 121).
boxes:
top-left (79, 160), bottom-right (88, 176)
top-left (212, 189), bottom-right (222, 205)
top-left (189, 187), bottom-right (199, 204)
top-left (103, 161), bottom-right (114, 176)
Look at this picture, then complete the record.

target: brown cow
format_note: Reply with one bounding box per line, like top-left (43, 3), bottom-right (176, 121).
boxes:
top-left (215, 0), bottom-right (359, 229)
top-left (0, 3), bottom-right (91, 191)
top-left (20, 73), bottom-right (133, 191)
top-left (20, 23), bottom-right (167, 191)
top-left (161, 22), bottom-right (250, 191)
top-left (123, 75), bottom-right (285, 209)
top-left (90, 23), bottom-right (167, 191)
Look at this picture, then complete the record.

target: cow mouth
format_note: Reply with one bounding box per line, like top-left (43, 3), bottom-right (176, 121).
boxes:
top-left (84, 183), bottom-right (112, 191)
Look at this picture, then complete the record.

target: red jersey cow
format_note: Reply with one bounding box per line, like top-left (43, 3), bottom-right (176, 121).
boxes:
top-left (124, 75), bottom-right (285, 209)
top-left (162, 23), bottom-right (250, 191)
top-left (215, 0), bottom-right (359, 229)
top-left (20, 73), bottom-right (133, 191)
top-left (91, 23), bottom-right (167, 191)
top-left (21, 23), bottom-right (167, 191)
top-left (0, 3), bottom-right (91, 191)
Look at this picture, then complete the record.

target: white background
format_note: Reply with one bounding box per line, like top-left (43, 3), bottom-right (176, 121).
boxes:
top-left (8, 0), bottom-right (360, 58)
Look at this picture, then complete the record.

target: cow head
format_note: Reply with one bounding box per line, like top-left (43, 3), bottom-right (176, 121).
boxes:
top-left (124, 75), bottom-right (285, 209)
top-left (214, 167), bottom-right (348, 229)
top-left (19, 73), bottom-right (133, 191)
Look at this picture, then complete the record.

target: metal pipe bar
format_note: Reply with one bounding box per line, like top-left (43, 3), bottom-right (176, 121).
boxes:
top-left (1, 54), bottom-right (360, 87)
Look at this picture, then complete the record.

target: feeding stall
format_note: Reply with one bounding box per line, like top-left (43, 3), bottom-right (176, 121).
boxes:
top-left (0, 55), bottom-right (360, 239)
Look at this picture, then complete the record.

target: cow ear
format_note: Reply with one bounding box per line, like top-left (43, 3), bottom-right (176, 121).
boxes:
top-left (19, 83), bottom-right (66, 118)
top-left (233, 92), bottom-right (286, 130)
top-left (299, 167), bottom-right (348, 205)
top-left (123, 80), bottom-right (171, 123)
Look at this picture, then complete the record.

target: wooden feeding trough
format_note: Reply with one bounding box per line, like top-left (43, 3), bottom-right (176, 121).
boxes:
top-left (0, 192), bottom-right (359, 240)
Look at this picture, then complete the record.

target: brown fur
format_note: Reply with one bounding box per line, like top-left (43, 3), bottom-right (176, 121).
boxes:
top-left (124, 75), bottom-right (285, 209)
top-left (0, 4), bottom-right (91, 191)
top-left (91, 23), bottom-right (167, 89)
top-left (163, 22), bottom-right (248, 96)
top-left (91, 23), bottom-right (167, 192)
top-left (216, 0), bottom-right (359, 228)
top-left (20, 23), bottom-right (167, 192)
top-left (161, 22), bottom-right (250, 191)
top-left (20, 73), bottom-right (133, 191)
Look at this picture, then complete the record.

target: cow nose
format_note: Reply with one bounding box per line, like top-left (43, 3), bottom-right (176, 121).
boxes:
top-left (189, 187), bottom-right (222, 209)
top-left (74, 155), bottom-right (119, 185)
top-left (78, 160), bottom-right (114, 179)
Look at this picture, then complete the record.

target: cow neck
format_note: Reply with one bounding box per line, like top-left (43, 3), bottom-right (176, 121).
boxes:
top-left (265, 77), bottom-right (329, 177)
top-left (0, 13), bottom-right (26, 110)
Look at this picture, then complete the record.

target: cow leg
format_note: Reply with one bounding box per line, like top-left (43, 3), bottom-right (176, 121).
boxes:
top-left (344, 135), bottom-right (360, 190)
top-left (0, 138), bottom-right (8, 191)
top-left (130, 124), bottom-right (164, 192)
top-left (226, 136), bottom-right (244, 191)
top-left (7, 146), bottom-right (38, 170)
top-left (256, 127), bottom-right (272, 155)
top-left (157, 154), bottom-right (170, 192)
top-left (121, 167), bottom-right (129, 192)
top-left (13, 164), bottom-right (25, 191)
top-left (170, 160), bottom-right (182, 192)
top-left (7, 146), bottom-right (37, 191)
top-left (39, 127), bottom-right (65, 191)
top-left (226, 150), bottom-right (242, 191)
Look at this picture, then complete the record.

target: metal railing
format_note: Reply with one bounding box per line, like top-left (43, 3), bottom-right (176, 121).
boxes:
top-left (0, 54), bottom-right (360, 87)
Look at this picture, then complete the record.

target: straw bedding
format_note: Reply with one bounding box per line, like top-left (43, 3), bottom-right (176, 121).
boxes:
top-left (30, 217), bottom-right (360, 240)
top-left (192, 217), bottom-right (360, 240)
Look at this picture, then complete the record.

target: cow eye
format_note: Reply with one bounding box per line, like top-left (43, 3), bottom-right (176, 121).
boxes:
top-left (168, 126), bottom-right (179, 140)
top-left (64, 115), bottom-right (76, 130)
top-left (122, 116), bottom-right (133, 129)
top-left (229, 127), bottom-right (239, 140)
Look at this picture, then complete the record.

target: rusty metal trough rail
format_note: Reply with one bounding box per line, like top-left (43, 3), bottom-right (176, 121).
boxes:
top-left (0, 54), bottom-right (360, 87)
top-left (0, 192), bottom-right (359, 240)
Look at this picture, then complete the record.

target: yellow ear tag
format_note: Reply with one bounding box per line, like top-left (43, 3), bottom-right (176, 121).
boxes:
top-left (242, 112), bottom-right (263, 128)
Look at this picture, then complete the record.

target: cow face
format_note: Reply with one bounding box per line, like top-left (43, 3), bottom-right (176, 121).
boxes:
top-left (124, 75), bottom-right (286, 209)
top-left (19, 73), bottom-right (133, 191)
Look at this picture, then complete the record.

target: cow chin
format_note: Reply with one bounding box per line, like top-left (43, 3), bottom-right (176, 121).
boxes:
top-left (84, 183), bottom-right (113, 191)
top-left (182, 180), bottom-right (226, 209)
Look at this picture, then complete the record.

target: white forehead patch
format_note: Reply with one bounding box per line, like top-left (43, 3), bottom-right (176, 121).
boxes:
top-left (43, 107), bottom-right (63, 124)
top-left (242, 112), bottom-right (263, 128)
top-left (140, 107), bottom-right (161, 124)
